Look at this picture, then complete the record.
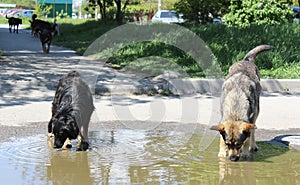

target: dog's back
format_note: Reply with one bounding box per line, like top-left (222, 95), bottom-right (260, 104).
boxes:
top-left (51, 71), bottom-right (94, 120)
top-left (30, 14), bottom-right (52, 37)
top-left (31, 19), bottom-right (52, 31)
top-left (221, 45), bottom-right (274, 123)
top-left (67, 72), bottom-right (94, 137)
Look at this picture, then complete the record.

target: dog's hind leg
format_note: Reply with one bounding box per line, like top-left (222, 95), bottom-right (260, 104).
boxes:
top-left (46, 42), bottom-right (50, 53)
top-left (42, 42), bottom-right (47, 53)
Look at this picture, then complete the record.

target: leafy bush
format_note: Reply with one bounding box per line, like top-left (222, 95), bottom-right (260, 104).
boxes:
top-left (225, 0), bottom-right (294, 27)
top-left (34, 1), bottom-right (52, 18)
top-left (55, 10), bottom-right (69, 19)
top-left (174, 0), bottom-right (229, 24)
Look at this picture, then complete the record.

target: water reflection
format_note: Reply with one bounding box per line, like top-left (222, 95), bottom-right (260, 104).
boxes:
top-left (47, 150), bottom-right (94, 185)
top-left (0, 129), bottom-right (299, 184)
top-left (218, 159), bottom-right (256, 185)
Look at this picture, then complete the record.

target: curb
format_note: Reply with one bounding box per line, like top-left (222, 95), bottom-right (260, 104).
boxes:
top-left (94, 78), bottom-right (300, 95)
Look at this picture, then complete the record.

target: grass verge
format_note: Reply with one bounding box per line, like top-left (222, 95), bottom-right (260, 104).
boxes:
top-left (51, 19), bottom-right (300, 78)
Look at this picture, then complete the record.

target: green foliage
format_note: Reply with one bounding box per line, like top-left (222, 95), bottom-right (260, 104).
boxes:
top-left (0, 0), bottom-right (35, 8)
top-left (174, 0), bottom-right (230, 24)
top-left (52, 19), bottom-right (300, 79)
top-left (225, 0), bottom-right (294, 27)
top-left (188, 23), bottom-right (300, 78)
top-left (260, 63), bottom-right (300, 78)
top-left (52, 19), bottom-right (118, 54)
top-left (81, 0), bottom-right (96, 16)
top-left (34, 1), bottom-right (52, 18)
top-left (55, 9), bottom-right (69, 19)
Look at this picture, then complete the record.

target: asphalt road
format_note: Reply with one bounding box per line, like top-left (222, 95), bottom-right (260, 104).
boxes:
top-left (0, 25), bottom-right (299, 149)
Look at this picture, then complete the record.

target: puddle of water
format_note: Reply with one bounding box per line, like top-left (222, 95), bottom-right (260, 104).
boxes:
top-left (0, 129), bottom-right (299, 184)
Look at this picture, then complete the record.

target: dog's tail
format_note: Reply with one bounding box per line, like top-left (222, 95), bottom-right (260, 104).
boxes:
top-left (243, 44), bottom-right (274, 62)
top-left (5, 15), bottom-right (9, 19)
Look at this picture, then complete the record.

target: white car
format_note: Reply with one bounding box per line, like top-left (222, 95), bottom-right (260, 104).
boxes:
top-left (72, 13), bottom-right (78, 19)
top-left (21, 10), bottom-right (34, 18)
top-left (11, 10), bottom-right (34, 17)
top-left (151, 10), bottom-right (184, 24)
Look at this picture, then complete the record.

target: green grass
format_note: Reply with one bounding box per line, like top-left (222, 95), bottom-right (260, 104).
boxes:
top-left (254, 141), bottom-right (290, 162)
top-left (53, 19), bottom-right (118, 54)
top-left (1, 15), bottom-right (298, 78)
top-left (48, 20), bottom-right (300, 78)
top-left (189, 23), bottom-right (300, 77)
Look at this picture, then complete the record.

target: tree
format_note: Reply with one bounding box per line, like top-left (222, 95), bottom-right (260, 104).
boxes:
top-left (225, 0), bottom-right (294, 27)
top-left (97, 0), bottom-right (114, 22)
top-left (174, 0), bottom-right (230, 24)
top-left (114, 0), bottom-right (130, 25)
top-left (34, 1), bottom-right (52, 18)
top-left (87, 0), bottom-right (131, 24)
top-left (0, 0), bottom-right (36, 9)
top-left (86, 0), bottom-right (113, 21)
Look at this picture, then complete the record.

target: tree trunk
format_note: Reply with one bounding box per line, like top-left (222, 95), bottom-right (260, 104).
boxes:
top-left (114, 0), bottom-right (122, 25)
top-left (97, 0), bottom-right (107, 23)
top-left (114, 0), bottom-right (129, 25)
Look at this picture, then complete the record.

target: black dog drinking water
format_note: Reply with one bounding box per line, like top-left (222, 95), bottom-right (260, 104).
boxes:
top-left (48, 71), bottom-right (94, 151)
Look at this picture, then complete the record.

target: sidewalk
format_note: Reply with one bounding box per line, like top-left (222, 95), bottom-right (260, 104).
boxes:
top-left (0, 25), bottom-right (299, 149)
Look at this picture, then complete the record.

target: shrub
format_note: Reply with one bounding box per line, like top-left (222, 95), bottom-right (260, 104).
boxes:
top-left (225, 0), bottom-right (294, 27)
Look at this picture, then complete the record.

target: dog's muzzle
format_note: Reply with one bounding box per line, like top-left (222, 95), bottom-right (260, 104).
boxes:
top-left (230, 154), bottom-right (240, 161)
top-left (54, 139), bottom-right (64, 148)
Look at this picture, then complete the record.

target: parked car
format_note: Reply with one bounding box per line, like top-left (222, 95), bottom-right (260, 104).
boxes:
top-left (21, 10), bottom-right (34, 18)
top-left (3, 9), bottom-right (17, 17)
top-left (151, 10), bottom-right (184, 24)
top-left (290, 6), bottom-right (300, 20)
top-left (72, 13), bottom-right (78, 19)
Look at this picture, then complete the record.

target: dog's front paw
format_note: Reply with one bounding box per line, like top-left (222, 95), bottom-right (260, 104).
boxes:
top-left (250, 145), bottom-right (259, 152)
top-left (77, 141), bottom-right (89, 151)
top-left (48, 133), bottom-right (54, 138)
top-left (218, 152), bottom-right (227, 158)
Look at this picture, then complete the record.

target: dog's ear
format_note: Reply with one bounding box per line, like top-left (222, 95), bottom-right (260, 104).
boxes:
top-left (210, 124), bottom-right (225, 132)
top-left (242, 123), bottom-right (257, 132)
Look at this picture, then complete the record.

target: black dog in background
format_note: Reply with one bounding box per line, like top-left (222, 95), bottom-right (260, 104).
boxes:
top-left (29, 14), bottom-right (59, 53)
top-left (6, 15), bottom-right (22, 34)
top-left (38, 23), bottom-right (59, 53)
top-left (48, 71), bottom-right (94, 151)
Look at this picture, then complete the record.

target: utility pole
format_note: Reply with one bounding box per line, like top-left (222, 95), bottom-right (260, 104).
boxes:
top-left (158, 0), bottom-right (161, 11)
top-left (66, 0), bottom-right (68, 17)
